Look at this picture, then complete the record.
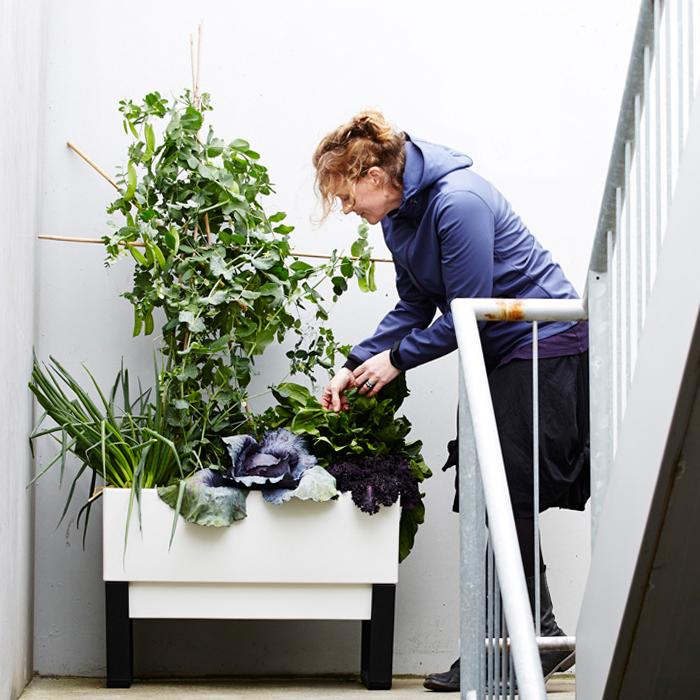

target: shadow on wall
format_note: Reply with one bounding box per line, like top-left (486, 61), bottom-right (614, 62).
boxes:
top-left (134, 619), bottom-right (361, 677)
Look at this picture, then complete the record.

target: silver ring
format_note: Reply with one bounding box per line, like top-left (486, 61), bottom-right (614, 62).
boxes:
top-left (364, 380), bottom-right (376, 389)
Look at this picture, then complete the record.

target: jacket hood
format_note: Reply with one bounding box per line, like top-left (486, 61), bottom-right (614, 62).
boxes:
top-left (397, 134), bottom-right (473, 213)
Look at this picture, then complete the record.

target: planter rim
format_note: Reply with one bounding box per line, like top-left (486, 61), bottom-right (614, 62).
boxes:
top-left (103, 487), bottom-right (400, 584)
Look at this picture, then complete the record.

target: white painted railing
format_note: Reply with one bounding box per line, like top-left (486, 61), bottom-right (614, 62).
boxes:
top-left (587, 0), bottom-right (698, 538)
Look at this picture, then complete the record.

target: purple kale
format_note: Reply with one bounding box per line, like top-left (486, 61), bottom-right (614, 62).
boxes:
top-left (327, 455), bottom-right (420, 515)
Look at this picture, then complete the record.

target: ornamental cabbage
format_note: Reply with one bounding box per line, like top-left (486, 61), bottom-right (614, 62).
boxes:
top-left (157, 468), bottom-right (248, 527)
top-left (222, 428), bottom-right (317, 504)
top-left (273, 465), bottom-right (340, 504)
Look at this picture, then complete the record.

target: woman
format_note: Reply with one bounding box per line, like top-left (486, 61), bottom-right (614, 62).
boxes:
top-left (313, 111), bottom-right (588, 691)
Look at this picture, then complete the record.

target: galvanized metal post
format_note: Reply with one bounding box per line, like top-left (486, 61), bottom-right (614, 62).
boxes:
top-left (458, 363), bottom-right (486, 699)
top-left (532, 322), bottom-right (541, 633)
top-left (454, 303), bottom-right (548, 699)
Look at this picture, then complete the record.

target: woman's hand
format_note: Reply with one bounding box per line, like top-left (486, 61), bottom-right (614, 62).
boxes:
top-left (353, 350), bottom-right (400, 397)
top-left (321, 367), bottom-right (355, 412)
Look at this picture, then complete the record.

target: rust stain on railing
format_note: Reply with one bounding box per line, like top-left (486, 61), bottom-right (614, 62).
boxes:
top-left (483, 300), bottom-right (526, 321)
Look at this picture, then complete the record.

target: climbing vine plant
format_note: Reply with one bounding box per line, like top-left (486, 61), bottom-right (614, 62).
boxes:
top-left (103, 89), bottom-right (376, 472)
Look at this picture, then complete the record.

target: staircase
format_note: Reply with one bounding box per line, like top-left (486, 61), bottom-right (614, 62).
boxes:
top-left (577, 8), bottom-right (700, 693)
top-left (579, 1), bottom-right (700, 694)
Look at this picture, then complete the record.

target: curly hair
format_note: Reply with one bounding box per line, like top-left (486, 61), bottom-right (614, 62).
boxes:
top-left (312, 111), bottom-right (406, 220)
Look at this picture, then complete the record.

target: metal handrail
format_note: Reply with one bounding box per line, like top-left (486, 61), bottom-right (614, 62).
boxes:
top-left (452, 298), bottom-right (586, 699)
top-left (452, 4), bottom-right (699, 695)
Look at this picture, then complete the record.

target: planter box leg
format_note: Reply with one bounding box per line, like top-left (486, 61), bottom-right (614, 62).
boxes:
top-left (361, 583), bottom-right (395, 690)
top-left (105, 582), bottom-right (133, 688)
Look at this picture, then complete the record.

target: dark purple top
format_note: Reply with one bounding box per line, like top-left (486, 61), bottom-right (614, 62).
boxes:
top-left (495, 321), bottom-right (589, 370)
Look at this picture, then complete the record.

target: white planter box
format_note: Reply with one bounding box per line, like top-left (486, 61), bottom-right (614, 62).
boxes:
top-left (103, 488), bottom-right (399, 619)
top-left (102, 487), bottom-right (401, 689)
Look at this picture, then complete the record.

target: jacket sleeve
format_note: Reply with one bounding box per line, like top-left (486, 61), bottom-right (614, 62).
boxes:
top-left (390, 191), bottom-right (495, 370)
top-left (345, 260), bottom-right (437, 367)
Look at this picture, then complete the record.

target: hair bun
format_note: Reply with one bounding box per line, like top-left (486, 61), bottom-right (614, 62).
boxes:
top-left (346, 111), bottom-right (395, 144)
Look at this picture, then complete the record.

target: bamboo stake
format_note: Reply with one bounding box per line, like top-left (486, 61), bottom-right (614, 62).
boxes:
top-left (60, 139), bottom-right (394, 262)
top-left (66, 142), bottom-right (120, 191)
top-left (196, 23), bottom-right (202, 106)
top-left (88, 486), bottom-right (104, 503)
top-left (191, 23), bottom-right (209, 246)
top-left (189, 33), bottom-right (197, 102)
top-left (36, 234), bottom-right (394, 263)
top-left (191, 23), bottom-right (202, 110)
top-left (288, 251), bottom-right (394, 263)
top-left (203, 213), bottom-right (212, 246)
top-left (39, 235), bottom-right (143, 247)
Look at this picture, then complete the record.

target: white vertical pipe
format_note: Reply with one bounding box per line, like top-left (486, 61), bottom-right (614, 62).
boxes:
top-left (655, 0), bottom-right (663, 263)
top-left (634, 94), bottom-right (643, 357)
top-left (588, 268), bottom-right (611, 545)
top-left (487, 542), bottom-right (494, 699)
top-left (509, 653), bottom-right (515, 700)
top-left (495, 563), bottom-right (501, 696)
top-left (678, 0), bottom-right (685, 158)
top-left (612, 187), bottom-right (622, 454)
top-left (532, 322), bottom-right (540, 637)
top-left (689, 0), bottom-right (694, 112)
top-left (644, 45), bottom-right (652, 310)
top-left (606, 228), bottom-right (614, 462)
top-left (623, 140), bottom-right (632, 401)
top-left (502, 613), bottom-right (509, 698)
top-left (666, 0), bottom-right (673, 216)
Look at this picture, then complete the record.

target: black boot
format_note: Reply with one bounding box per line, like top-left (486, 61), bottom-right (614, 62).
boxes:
top-left (526, 570), bottom-right (576, 680)
top-left (423, 657), bottom-right (460, 692)
top-left (424, 655), bottom-right (517, 694)
top-left (424, 571), bottom-right (572, 692)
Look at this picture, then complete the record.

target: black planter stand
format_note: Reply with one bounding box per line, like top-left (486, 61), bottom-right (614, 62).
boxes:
top-left (105, 581), bottom-right (396, 690)
top-left (105, 582), bottom-right (133, 688)
top-left (360, 583), bottom-right (396, 689)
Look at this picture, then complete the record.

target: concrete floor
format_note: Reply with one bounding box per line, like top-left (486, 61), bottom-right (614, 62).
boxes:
top-left (21, 675), bottom-right (576, 699)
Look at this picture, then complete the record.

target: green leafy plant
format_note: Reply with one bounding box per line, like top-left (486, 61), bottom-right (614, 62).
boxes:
top-left (256, 375), bottom-right (431, 560)
top-left (101, 89), bottom-right (376, 471)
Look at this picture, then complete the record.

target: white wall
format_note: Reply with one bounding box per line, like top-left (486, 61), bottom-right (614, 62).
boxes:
top-left (33, 0), bottom-right (639, 677)
top-left (0, 1), bottom-right (46, 698)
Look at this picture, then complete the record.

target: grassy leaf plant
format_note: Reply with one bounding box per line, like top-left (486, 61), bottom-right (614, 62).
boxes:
top-left (29, 356), bottom-right (183, 548)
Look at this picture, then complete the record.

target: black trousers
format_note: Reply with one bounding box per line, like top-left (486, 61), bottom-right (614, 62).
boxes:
top-left (446, 351), bottom-right (590, 519)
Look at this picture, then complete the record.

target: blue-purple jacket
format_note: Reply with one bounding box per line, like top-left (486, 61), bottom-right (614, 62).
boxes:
top-left (348, 135), bottom-right (579, 371)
